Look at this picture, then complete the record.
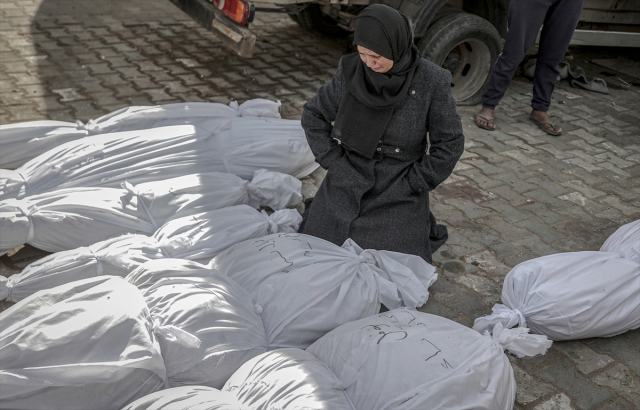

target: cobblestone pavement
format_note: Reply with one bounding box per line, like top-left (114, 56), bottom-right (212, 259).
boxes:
top-left (1, 0), bottom-right (639, 409)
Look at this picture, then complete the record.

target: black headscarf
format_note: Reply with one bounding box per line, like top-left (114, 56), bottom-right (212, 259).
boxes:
top-left (332, 4), bottom-right (420, 158)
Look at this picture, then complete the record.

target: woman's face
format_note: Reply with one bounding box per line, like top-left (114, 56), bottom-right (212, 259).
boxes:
top-left (357, 45), bottom-right (394, 73)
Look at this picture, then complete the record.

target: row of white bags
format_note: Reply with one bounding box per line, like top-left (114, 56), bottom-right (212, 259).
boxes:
top-left (125, 309), bottom-right (550, 410)
top-left (0, 99), bottom-right (281, 169)
top-left (474, 220), bottom-right (640, 346)
top-left (1, 234), bottom-right (440, 408)
top-left (0, 115), bottom-right (317, 201)
top-left (0, 169), bottom-right (301, 256)
top-left (0, 205), bottom-right (302, 302)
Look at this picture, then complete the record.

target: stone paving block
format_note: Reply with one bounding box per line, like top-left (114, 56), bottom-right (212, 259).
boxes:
top-left (532, 393), bottom-right (575, 410)
top-left (525, 189), bottom-right (572, 210)
top-left (592, 364), bottom-right (640, 408)
top-left (515, 217), bottom-right (568, 244)
top-left (594, 337), bottom-right (640, 378)
top-left (417, 299), bottom-right (458, 320)
top-left (444, 197), bottom-right (493, 220)
top-left (555, 206), bottom-right (610, 229)
top-left (601, 196), bottom-right (640, 217)
top-left (477, 214), bottom-right (529, 240)
top-left (626, 329), bottom-right (640, 351)
top-left (423, 275), bottom-right (469, 304)
top-left (468, 230), bottom-right (524, 259)
top-left (536, 360), bottom-right (614, 410)
top-left (437, 210), bottom-right (487, 237)
top-left (482, 198), bottom-right (530, 222)
top-left (561, 179), bottom-right (606, 199)
top-left (443, 292), bottom-right (491, 321)
top-left (464, 158), bottom-right (504, 175)
top-left (594, 208), bottom-right (633, 227)
top-left (601, 400), bottom-right (632, 410)
top-left (520, 202), bottom-right (570, 225)
top-left (553, 341), bottom-right (615, 375)
top-left (527, 177), bottom-right (573, 197)
top-left (455, 273), bottom-right (502, 305)
top-left (463, 250), bottom-right (511, 278)
top-left (512, 235), bottom-right (560, 257)
top-left (443, 233), bottom-right (485, 257)
top-left (493, 172), bottom-right (539, 193)
top-left (598, 162), bottom-right (632, 177)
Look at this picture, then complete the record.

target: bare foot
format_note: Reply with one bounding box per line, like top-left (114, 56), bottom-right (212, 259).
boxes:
top-left (474, 107), bottom-right (496, 130)
top-left (530, 110), bottom-right (562, 134)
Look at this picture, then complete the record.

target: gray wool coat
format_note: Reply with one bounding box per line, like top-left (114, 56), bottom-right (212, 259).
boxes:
top-left (299, 56), bottom-right (464, 262)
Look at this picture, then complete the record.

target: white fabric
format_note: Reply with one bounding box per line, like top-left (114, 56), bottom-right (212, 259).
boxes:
top-left (0, 276), bottom-right (166, 410)
top-left (0, 115), bottom-right (317, 201)
top-left (473, 251), bottom-right (640, 340)
top-left (4, 206), bottom-right (301, 303)
top-left (123, 386), bottom-right (250, 410)
top-left (142, 271), bottom-right (268, 388)
top-left (223, 348), bottom-right (353, 410)
top-left (600, 219), bottom-right (640, 263)
top-left (307, 308), bottom-right (531, 410)
top-left (209, 234), bottom-right (438, 349)
top-left (0, 170), bottom-right (301, 255)
top-left (0, 99), bottom-right (280, 170)
top-left (126, 259), bottom-right (220, 290)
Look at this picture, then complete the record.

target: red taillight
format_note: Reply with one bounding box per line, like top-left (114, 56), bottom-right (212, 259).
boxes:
top-left (213, 0), bottom-right (251, 25)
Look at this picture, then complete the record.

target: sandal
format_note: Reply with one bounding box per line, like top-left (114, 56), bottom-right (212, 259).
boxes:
top-left (530, 118), bottom-right (562, 136)
top-left (474, 114), bottom-right (496, 131)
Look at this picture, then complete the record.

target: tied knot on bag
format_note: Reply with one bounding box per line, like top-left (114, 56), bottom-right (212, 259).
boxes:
top-left (253, 304), bottom-right (264, 314)
top-left (473, 303), bottom-right (527, 335)
top-left (76, 118), bottom-right (99, 132)
top-left (489, 322), bottom-right (552, 358)
top-left (122, 181), bottom-right (159, 230)
top-left (261, 210), bottom-right (280, 234)
top-left (358, 251), bottom-right (377, 265)
top-left (15, 203), bottom-right (36, 244)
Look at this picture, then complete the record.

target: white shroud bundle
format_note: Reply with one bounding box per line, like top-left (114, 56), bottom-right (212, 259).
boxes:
top-left (0, 169), bottom-right (301, 255)
top-left (599, 219), bottom-right (640, 263)
top-left (1, 206), bottom-right (302, 303)
top-left (0, 99), bottom-right (281, 169)
top-left (0, 115), bottom-right (317, 201)
top-left (307, 309), bottom-right (550, 410)
top-left (209, 234), bottom-right (438, 349)
top-left (0, 276), bottom-right (167, 410)
top-left (473, 250), bottom-right (640, 341)
top-left (123, 386), bottom-right (250, 410)
top-left (141, 272), bottom-right (268, 389)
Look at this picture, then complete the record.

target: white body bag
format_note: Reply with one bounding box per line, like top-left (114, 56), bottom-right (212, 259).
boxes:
top-left (0, 276), bottom-right (166, 410)
top-left (0, 169), bottom-right (301, 255)
top-left (1, 206), bottom-right (301, 302)
top-left (209, 234), bottom-right (438, 349)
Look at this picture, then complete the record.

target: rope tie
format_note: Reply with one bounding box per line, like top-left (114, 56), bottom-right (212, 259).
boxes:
top-left (122, 181), bottom-right (159, 230)
top-left (87, 248), bottom-right (104, 276)
top-left (16, 204), bottom-right (35, 243)
top-left (16, 172), bottom-right (33, 196)
top-left (209, 119), bottom-right (232, 174)
top-left (261, 210), bottom-right (279, 234)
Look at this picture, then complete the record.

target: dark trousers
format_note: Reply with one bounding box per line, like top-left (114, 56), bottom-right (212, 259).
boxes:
top-left (482, 0), bottom-right (585, 111)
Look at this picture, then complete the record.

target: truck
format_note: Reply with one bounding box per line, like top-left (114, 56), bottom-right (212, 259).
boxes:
top-left (168, 0), bottom-right (640, 105)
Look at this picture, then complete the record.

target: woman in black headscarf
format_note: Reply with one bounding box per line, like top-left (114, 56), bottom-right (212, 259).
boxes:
top-left (300, 4), bottom-right (464, 263)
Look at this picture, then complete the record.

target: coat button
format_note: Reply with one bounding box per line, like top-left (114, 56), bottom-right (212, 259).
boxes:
top-left (377, 148), bottom-right (382, 151)
top-left (411, 90), bottom-right (416, 95)
top-left (395, 148), bottom-right (400, 153)
top-left (418, 189), bottom-right (423, 192)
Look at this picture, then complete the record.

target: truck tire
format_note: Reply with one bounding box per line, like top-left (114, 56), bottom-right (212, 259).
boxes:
top-left (417, 13), bottom-right (502, 106)
top-left (297, 4), bottom-right (349, 37)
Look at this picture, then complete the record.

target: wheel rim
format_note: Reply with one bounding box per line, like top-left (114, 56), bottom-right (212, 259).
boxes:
top-left (439, 39), bottom-right (492, 101)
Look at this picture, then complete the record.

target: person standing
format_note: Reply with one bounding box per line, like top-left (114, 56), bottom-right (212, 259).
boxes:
top-left (475, 0), bottom-right (586, 136)
top-left (299, 4), bottom-right (464, 263)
